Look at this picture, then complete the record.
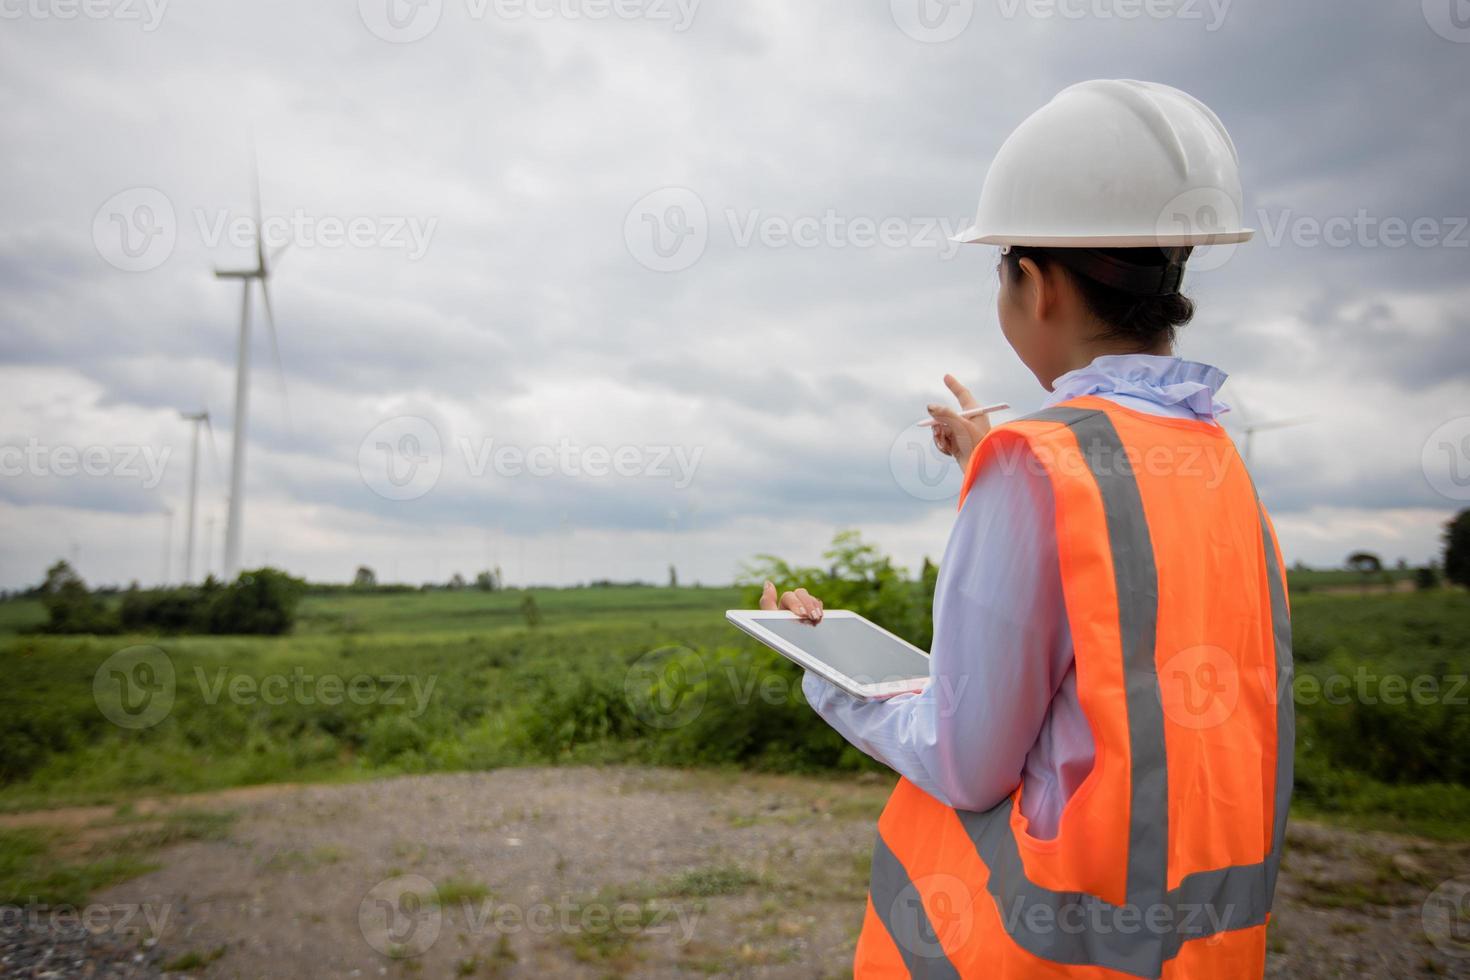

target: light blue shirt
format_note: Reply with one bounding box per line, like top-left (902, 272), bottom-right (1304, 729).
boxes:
top-left (803, 354), bottom-right (1230, 838)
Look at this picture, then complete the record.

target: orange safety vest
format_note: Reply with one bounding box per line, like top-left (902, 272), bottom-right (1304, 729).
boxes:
top-left (854, 395), bottom-right (1294, 979)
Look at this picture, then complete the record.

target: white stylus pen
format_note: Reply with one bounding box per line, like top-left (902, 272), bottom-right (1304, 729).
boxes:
top-left (915, 402), bottom-right (1011, 428)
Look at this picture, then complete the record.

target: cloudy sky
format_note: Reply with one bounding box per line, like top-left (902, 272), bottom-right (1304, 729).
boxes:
top-left (1, 0), bottom-right (1467, 590)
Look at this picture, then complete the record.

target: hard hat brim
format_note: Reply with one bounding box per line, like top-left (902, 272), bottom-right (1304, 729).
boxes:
top-left (950, 228), bottom-right (1256, 247)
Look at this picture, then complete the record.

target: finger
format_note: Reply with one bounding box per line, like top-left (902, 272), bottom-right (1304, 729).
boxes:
top-left (794, 588), bottom-right (820, 623)
top-left (944, 374), bottom-right (979, 411)
top-left (779, 591), bottom-right (809, 618)
top-left (927, 403), bottom-right (964, 426)
top-left (760, 580), bottom-right (778, 610)
top-left (810, 597), bottom-right (824, 622)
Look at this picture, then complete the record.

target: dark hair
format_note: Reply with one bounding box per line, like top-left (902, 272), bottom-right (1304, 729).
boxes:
top-left (1000, 245), bottom-right (1195, 351)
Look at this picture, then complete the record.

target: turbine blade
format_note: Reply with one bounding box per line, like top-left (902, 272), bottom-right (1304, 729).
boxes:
top-left (259, 281), bottom-right (293, 433)
top-left (268, 240), bottom-right (290, 275)
top-left (203, 411), bottom-right (225, 486)
top-left (252, 153), bottom-right (265, 274)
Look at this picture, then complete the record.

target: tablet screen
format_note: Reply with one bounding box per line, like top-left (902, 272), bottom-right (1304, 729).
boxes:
top-left (757, 616), bottom-right (930, 683)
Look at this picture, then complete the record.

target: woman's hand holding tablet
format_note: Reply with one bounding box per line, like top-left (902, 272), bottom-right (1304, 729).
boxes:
top-left (726, 606), bottom-right (931, 700)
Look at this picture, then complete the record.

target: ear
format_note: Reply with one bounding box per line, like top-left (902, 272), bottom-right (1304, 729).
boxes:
top-left (1015, 256), bottom-right (1053, 322)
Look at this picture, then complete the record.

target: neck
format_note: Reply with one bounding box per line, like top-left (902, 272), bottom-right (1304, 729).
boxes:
top-left (1064, 336), bottom-right (1172, 374)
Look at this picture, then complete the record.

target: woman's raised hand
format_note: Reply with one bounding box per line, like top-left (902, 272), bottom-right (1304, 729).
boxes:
top-left (759, 580), bottom-right (823, 624)
top-left (927, 374), bottom-right (993, 473)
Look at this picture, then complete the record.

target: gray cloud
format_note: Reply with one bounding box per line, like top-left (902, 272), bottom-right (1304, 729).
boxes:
top-left (1, 0), bottom-right (1467, 587)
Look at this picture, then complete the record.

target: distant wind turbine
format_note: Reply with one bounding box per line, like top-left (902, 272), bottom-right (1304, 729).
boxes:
top-left (1230, 394), bottom-right (1311, 465)
top-left (1243, 416), bottom-right (1311, 465)
top-left (161, 505), bottom-right (175, 585)
top-left (203, 514), bottom-right (216, 580)
top-left (178, 410), bottom-right (219, 583)
top-left (214, 158), bottom-right (290, 577)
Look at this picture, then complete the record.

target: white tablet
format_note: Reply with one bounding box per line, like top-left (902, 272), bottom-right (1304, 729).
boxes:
top-left (725, 609), bottom-right (931, 699)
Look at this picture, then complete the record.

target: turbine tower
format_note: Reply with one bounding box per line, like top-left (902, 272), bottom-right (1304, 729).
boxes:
top-left (214, 160), bottom-right (288, 577)
top-left (178, 410), bottom-right (216, 583)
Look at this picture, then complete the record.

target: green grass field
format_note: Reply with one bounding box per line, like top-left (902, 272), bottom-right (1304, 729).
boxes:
top-left (2, 583), bottom-right (1466, 839)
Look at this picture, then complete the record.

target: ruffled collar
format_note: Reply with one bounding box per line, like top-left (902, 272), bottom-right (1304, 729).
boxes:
top-left (1046, 354), bottom-right (1230, 420)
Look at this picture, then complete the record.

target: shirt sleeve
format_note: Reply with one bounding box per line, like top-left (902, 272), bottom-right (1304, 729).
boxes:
top-left (802, 442), bottom-right (1071, 811)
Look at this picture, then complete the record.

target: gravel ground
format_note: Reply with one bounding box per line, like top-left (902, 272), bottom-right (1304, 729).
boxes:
top-left (3, 767), bottom-right (1468, 978)
top-left (0, 918), bottom-right (168, 979)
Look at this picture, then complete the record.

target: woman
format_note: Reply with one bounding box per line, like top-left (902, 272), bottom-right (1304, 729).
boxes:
top-left (760, 80), bottom-right (1293, 978)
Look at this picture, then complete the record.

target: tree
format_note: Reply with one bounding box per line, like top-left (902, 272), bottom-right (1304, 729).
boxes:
top-left (1345, 552), bottom-right (1383, 574)
top-left (1444, 509), bottom-right (1470, 587)
top-left (668, 564), bottom-right (678, 588)
top-left (448, 572), bottom-right (467, 591)
top-left (520, 593), bottom-right (542, 627)
top-left (353, 566), bottom-right (378, 590)
top-left (38, 560), bottom-right (116, 634)
top-left (475, 570), bottom-right (500, 592)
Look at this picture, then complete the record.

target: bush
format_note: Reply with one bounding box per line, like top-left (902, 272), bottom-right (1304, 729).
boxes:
top-left (206, 569), bottom-right (305, 635)
top-left (1445, 509), bottom-right (1470, 587)
top-left (37, 566), bottom-right (306, 637)
top-left (740, 530), bottom-right (936, 649)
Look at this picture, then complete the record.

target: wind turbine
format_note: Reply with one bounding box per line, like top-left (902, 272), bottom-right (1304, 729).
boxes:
top-left (214, 160), bottom-right (289, 578)
top-left (178, 410), bottom-right (219, 583)
top-left (160, 506), bottom-right (175, 585)
top-left (1242, 416), bottom-right (1311, 465)
top-left (1230, 394), bottom-right (1310, 465)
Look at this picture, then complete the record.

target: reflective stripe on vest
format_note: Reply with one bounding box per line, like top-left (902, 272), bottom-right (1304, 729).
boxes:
top-left (861, 401), bottom-right (1294, 979)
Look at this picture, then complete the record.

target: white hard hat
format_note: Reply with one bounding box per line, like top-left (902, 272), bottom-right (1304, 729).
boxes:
top-left (954, 79), bottom-right (1253, 249)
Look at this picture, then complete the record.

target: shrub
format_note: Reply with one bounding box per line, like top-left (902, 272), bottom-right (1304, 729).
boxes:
top-left (206, 569), bottom-right (306, 635)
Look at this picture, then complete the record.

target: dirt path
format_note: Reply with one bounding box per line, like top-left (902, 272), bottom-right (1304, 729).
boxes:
top-left (6, 767), bottom-right (1469, 978)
